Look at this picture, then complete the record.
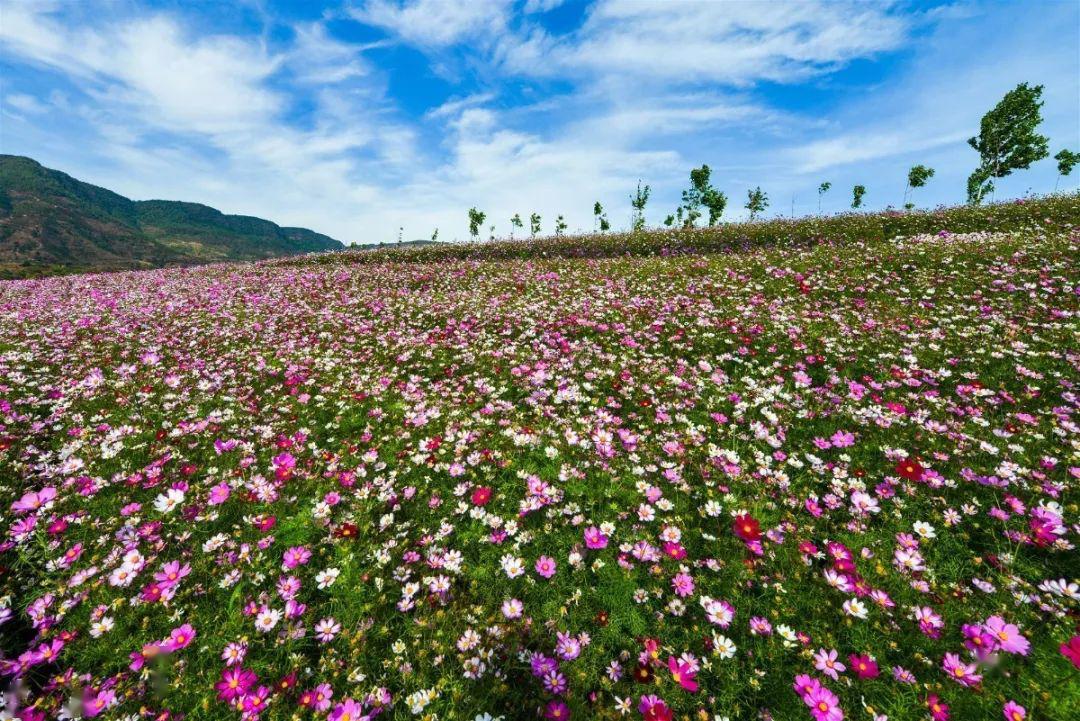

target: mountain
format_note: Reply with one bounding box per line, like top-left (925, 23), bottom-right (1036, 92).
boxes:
top-left (0, 155), bottom-right (345, 278)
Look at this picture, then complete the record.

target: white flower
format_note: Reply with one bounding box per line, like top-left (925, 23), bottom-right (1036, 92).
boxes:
top-left (712, 633), bottom-right (737, 659)
top-left (913, 521), bottom-right (936, 539)
top-left (843, 598), bottom-right (868, 619)
top-left (254, 607), bottom-right (282, 633)
top-left (153, 488), bottom-right (185, 514)
top-left (500, 555), bottom-right (524, 579)
top-left (89, 617), bottom-right (114, 638)
top-left (316, 567), bottom-right (340, 589)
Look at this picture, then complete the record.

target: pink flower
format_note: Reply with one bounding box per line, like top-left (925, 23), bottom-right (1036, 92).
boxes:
top-left (282, 546), bottom-right (312, 570)
top-left (11, 487), bottom-right (57, 514)
top-left (544, 700), bottom-right (570, 720)
top-left (583, 526), bottom-right (608, 549)
top-left (667, 656), bottom-right (699, 692)
top-left (813, 648), bottom-right (845, 681)
top-left (983, 615), bottom-right (1029, 656)
top-left (329, 698), bottom-right (365, 721)
top-left (215, 667), bottom-right (256, 701)
top-left (671, 572), bottom-right (694, 597)
top-left (208, 482), bottom-right (230, 504)
top-left (638, 695), bottom-right (673, 721)
top-left (164, 623), bottom-right (195, 651)
top-left (942, 652), bottom-right (982, 687)
top-left (1003, 701), bottom-right (1026, 721)
top-left (1061, 635), bottom-right (1080, 668)
top-left (803, 683), bottom-right (844, 721)
top-left (535, 555), bottom-right (557, 579)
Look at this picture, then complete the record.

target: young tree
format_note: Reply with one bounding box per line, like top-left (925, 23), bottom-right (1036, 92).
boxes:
top-left (593, 201), bottom-right (604, 231)
top-left (1053, 148), bottom-right (1080, 192)
top-left (397, 226), bottom-right (403, 244)
top-left (488, 225), bottom-right (495, 242)
top-left (431, 228), bottom-right (439, 242)
top-left (904, 165), bottom-right (935, 209)
top-left (630, 181), bottom-right (651, 231)
top-left (817, 182), bottom-right (831, 213)
top-left (681, 165), bottom-right (726, 227)
top-left (555, 215), bottom-right (567, 236)
top-left (467, 208), bottom-right (486, 240)
top-left (663, 214), bottom-right (675, 227)
top-left (851, 185), bottom-right (866, 209)
top-left (967, 82), bottom-right (1049, 204)
top-left (530, 212), bottom-right (541, 238)
top-left (599, 214), bottom-right (610, 232)
top-left (745, 186), bottom-right (768, 220)
top-left (510, 213), bottom-right (523, 239)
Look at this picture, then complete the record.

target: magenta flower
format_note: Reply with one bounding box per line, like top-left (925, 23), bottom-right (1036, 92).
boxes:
top-left (848, 653), bottom-right (879, 679)
top-left (583, 526), bottom-right (608, 549)
top-left (667, 656), bottom-right (699, 692)
top-left (535, 555), bottom-right (557, 579)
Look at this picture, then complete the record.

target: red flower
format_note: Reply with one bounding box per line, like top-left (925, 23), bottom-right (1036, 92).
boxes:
top-left (896, 458), bottom-right (924, 481)
top-left (471, 486), bottom-right (492, 506)
top-left (732, 514), bottom-right (761, 542)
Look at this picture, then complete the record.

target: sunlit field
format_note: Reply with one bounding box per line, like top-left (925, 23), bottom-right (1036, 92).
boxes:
top-left (1, 198), bottom-right (1078, 721)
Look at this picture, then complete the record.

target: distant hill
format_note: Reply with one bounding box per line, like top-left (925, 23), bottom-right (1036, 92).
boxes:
top-left (0, 155), bottom-right (345, 278)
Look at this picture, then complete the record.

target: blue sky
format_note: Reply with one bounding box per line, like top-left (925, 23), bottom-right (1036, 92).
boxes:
top-left (1, 0), bottom-right (1077, 244)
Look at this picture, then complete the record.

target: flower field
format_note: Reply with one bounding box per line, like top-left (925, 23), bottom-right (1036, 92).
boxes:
top-left (1, 199), bottom-right (1078, 721)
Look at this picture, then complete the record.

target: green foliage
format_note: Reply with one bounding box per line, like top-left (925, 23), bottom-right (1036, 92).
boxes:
top-left (630, 180), bottom-right (650, 231)
top-left (745, 186), bottom-right (769, 220)
top-left (530, 212), bottom-right (541, 237)
top-left (555, 214), bottom-right (568, 236)
top-left (967, 82), bottom-right (1049, 204)
top-left (1054, 149), bottom-right (1079, 191)
top-left (852, 185), bottom-right (866, 209)
top-left (681, 165), bottom-right (727, 227)
top-left (467, 207), bottom-right (486, 239)
top-left (818, 182), bottom-right (831, 213)
top-left (510, 213), bottom-right (523, 239)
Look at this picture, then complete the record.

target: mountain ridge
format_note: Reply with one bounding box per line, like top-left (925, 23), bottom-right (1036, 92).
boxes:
top-left (0, 155), bottom-right (345, 278)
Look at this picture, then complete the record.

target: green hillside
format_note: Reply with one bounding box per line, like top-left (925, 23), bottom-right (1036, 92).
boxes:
top-left (0, 155), bottom-right (344, 278)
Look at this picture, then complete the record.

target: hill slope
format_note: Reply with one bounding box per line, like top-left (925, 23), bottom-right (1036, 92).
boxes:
top-left (0, 155), bottom-right (344, 278)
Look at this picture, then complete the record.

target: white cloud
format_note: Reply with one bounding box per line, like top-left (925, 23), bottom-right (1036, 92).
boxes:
top-left (500, 0), bottom-right (908, 86)
top-left (350, 0), bottom-right (511, 48)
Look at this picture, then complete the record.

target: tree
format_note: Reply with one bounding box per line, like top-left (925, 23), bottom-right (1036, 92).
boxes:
top-left (467, 208), bottom-right (486, 240)
top-left (431, 228), bottom-right (439, 242)
top-left (397, 226), bottom-right (403, 244)
top-left (1053, 149), bottom-right (1079, 192)
top-left (681, 165), bottom-right (726, 227)
top-left (488, 225), bottom-right (495, 242)
top-left (593, 202), bottom-right (604, 232)
top-left (967, 82), bottom-right (1049, 204)
top-left (530, 213), bottom-right (541, 237)
top-left (510, 213), bottom-right (523, 239)
top-left (851, 185), bottom-right (866, 209)
top-left (555, 215), bottom-right (568, 236)
top-left (904, 165), bottom-right (935, 209)
top-left (745, 186), bottom-right (768, 220)
top-left (663, 214), bottom-right (675, 227)
top-left (817, 182), bottom-right (831, 213)
top-left (630, 181), bottom-right (650, 231)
